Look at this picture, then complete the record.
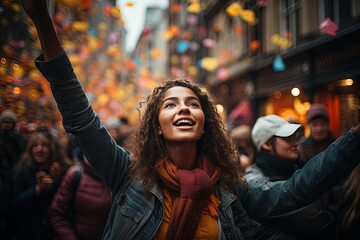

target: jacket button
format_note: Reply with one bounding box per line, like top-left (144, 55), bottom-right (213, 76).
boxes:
top-left (229, 194), bottom-right (234, 198)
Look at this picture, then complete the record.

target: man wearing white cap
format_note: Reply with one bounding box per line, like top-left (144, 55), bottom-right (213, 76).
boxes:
top-left (245, 114), bottom-right (335, 240)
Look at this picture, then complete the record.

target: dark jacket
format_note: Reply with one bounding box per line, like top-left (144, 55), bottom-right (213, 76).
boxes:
top-left (245, 152), bottom-right (338, 239)
top-left (12, 163), bottom-right (59, 240)
top-left (298, 132), bottom-right (336, 163)
top-left (35, 51), bottom-right (360, 240)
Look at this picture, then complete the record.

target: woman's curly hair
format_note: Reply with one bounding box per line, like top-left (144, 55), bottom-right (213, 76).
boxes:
top-left (128, 78), bottom-right (245, 190)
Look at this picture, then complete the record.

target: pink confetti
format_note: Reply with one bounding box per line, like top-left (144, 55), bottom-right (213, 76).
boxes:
top-left (319, 18), bottom-right (338, 36)
top-left (256, 0), bottom-right (268, 7)
top-left (202, 38), bottom-right (216, 48)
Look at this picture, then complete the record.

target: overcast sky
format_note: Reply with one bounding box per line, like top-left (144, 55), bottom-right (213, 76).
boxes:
top-left (117, 0), bottom-right (169, 53)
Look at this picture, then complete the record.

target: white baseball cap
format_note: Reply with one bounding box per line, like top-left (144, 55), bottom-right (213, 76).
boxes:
top-left (252, 114), bottom-right (303, 151)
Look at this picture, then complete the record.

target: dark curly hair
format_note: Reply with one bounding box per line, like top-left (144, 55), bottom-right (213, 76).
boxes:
top-left (128, 78), bottom-right (245, 190)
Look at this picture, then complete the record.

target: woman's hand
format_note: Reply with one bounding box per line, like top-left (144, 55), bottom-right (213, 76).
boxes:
top-left (19, 0), bottom-right (62, 60)
top-left (49, 161), bottom-right (62, 181)
top-left (35, 171), bottom-right (54, 194)
top-left (19, 0), bottom-right (49, 23)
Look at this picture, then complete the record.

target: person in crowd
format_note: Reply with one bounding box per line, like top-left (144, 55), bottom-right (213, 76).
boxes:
top-left (230, 124), bottom-right (255, 171)
top-left (298, 103), bottom-right (336, 163)
top-left (105, 117), bottom-right (123, 146)
top-left (19, 1), bottom-right (360, 239)
top-left (245, 114), bottom-right (337, 240)
top-left (48, 148), bottom-right (111, 240)
top-left (56, 129), bottom-right (77, 164)
top-left (118, 117), bottom-right (132, 148)
top-left (11, 129), bottom-right (72, 240)
top-left (0, 109), bottom-right (26, 239)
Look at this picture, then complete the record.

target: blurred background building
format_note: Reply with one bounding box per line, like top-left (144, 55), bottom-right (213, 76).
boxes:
top-left (1, 0), bottom-right (359, 136)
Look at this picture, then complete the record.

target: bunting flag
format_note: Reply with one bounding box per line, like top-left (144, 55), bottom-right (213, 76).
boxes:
top-left (319, 18), bottom-right (338, 36)
top-left (272, 54), bottom-right (285, 72)
top-left (226, 2), bottom-right (257, 25)
top-left (256, 0), bottom-right (268, 7)
top-left (271, 34), bottom-right (291, 49)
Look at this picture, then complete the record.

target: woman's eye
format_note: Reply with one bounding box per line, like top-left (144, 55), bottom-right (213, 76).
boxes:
top-left (189, 102), bottom-right (199, 107)
top-left (165, 103), bottom-right (175, 108)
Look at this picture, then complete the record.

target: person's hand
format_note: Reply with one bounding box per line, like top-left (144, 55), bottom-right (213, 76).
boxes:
top-left (49, 161), bottom-right (62, 181)
top-left (35, 171), bottom-right (54, 194)
top-left (19, 0), bottom-right (49, 22)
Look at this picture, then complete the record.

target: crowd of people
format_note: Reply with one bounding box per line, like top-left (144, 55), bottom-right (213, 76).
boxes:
top-left (1, 0), bottom-right (360, 239)
top-left (2, 92), bottom-right (360, 240)
top-left (0, 109), bottom-right (129, 240)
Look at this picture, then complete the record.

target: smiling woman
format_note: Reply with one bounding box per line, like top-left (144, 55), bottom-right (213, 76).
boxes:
top-left (11, 129), bottom-right (72, 239)
top-left (158, 86), bottom-right (205, 146)
top-left (18, 0), bottom-right (360, 239)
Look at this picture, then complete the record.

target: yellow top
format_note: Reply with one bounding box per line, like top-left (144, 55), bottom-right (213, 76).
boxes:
top-left (155, 187), bottom-right (220, 240)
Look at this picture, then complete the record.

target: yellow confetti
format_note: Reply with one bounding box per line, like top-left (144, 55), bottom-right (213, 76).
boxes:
top-left (239, 9), bottom-right (257, 25)
top-left (201, 57), bottom-right (219, 71)
top-left (226, 2), bottom-right (242, 17)
top-left (187, 3), bottom-right (202, 13)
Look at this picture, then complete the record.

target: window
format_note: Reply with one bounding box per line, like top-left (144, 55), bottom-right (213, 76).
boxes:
top-left (319, 0), bottom-right (357, 28)
top-left (279, 0), bottom-right (300, 47)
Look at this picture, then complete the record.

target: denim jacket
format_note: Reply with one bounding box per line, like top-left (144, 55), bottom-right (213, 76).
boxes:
top-left (35, 51), bottom-right (360, 240)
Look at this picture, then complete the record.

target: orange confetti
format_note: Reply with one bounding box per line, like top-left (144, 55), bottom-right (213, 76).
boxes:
top-left (234, 26), bottom-right (243, 35)
top-left (219, 50), bottom-right (232, 59)
top-left (250, 40), bottom-right (260, 51)
top-left (170, 3), bottom-right (181, 14)
top-left (150, 49), bottom-right (163, 59)
top-left (126, 2), bottom-right (134, 7)
top-left (284, 31), bottom-right (292, 38)
top-left (111, 7), bottom-right (121, 18)
top-left (169, 25), bottom-right (180, 36)
top-left (212, 23), bottom-right (222, 32)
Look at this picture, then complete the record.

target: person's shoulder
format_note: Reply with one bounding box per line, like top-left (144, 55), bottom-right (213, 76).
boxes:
top-left (64, 164), bottom-right (82, 177)
top-left (300, 136), bottom-right (313, 146)
top-left (244, 164), bottom-right (266, 182)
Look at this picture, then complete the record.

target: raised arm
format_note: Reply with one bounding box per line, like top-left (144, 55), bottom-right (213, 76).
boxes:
top-left (19, 0), bottom-right (62, 60)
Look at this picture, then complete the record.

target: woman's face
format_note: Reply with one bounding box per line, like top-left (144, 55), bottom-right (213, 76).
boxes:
top-left (272, 132), bottom-right (301, 160)
top-left (158, 86), bottom-right (205, 143)
top-left (31, 135), bottom-right (51, 165)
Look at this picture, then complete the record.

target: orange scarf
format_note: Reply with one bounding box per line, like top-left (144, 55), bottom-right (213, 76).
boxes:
top-left (155, 157), bottom-right (221, 240)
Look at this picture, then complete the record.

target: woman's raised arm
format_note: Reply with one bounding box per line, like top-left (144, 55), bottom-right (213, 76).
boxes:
top-left (19, 0), bottom-right (62, 60)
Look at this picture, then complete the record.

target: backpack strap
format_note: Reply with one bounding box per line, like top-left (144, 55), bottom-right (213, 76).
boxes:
top-left (69, 167), bottom-right (82, 227)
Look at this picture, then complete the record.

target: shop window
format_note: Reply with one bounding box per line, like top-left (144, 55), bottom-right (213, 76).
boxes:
top-left (279, 0), bottom-right (300, 47)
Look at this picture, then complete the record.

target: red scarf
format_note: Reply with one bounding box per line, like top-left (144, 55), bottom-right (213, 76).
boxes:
top-left (155, 157), bottom-right (221, 240)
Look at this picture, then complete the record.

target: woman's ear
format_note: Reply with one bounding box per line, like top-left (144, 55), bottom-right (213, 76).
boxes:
top-left (261, 141), bottom-right (273, 152)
